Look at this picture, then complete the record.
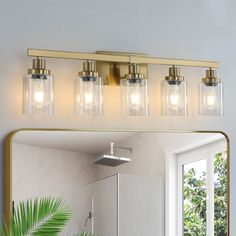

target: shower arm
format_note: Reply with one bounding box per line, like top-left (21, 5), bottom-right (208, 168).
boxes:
top-left (110, 142), bottom-right (132, 155)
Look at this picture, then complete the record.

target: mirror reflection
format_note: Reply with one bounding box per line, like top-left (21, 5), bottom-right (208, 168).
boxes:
top-left (10, 131), bottom-right (228, 236)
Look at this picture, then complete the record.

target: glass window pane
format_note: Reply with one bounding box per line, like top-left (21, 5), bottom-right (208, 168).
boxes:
top-left (214, 152), bottom-right (227, 236)
top-left (183, 159), bottom-right (207, 236)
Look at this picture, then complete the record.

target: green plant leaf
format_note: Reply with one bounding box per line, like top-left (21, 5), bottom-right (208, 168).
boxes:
top-left (2, 197), bottom-right (71, 236)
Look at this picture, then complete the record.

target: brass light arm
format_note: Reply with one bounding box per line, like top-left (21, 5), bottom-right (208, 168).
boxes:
top-left (27, 49), bottom-right (130, 63)
top-left (130, 55), bottom-right (220, 68)
top-left (27, 48), bottom-right (220, 68)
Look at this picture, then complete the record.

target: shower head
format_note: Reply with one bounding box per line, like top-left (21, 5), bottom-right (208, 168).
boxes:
top-left (93, 154), bottom-right (131, 167)
top-left (93, 142), bottom-right (132, 167)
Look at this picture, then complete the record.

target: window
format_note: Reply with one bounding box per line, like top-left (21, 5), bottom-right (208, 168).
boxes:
top-left (165, 136), bottom-right (227, 236)
top-left (183, 159), bottom-right (207, 236)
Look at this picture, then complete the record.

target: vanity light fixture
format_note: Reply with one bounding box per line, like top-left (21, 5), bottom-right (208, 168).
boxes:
top-left (161, 66), bottom-right (187, 116)
top-left (74, 60), bottom-right (103, 115)
top-left (23, 57), bottom-right (54, 116)
top-left (121, 64), bottom-right (148, 116)
top-left (24, 48), bottom-right (221, 117)
top-left (199, 68), bottom-right (223, 116)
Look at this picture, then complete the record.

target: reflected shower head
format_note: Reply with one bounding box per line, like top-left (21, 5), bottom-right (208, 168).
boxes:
top-left (94, 154), bottom-right (131, 167)
top-left (93, 142), bottom-right (132, 167)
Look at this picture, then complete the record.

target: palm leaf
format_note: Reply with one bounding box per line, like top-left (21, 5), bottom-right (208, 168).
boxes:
top-left (2, 197), bottom-right (71, 236)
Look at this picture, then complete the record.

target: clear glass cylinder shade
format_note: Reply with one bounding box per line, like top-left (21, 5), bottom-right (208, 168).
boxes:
top-left (199, 82), bottom-right (223, 116)
top-left (161, 80), bottom-right (187, 116)
top-left (74, 76), bottom-right (103, 115)
top-left (121, 78), bottom-right (148, 116)
top-left (23, 74), bottom-right (54, 116)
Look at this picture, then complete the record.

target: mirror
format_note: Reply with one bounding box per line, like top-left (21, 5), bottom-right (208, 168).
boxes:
top-left (4, 130), bottom-right (229, 236)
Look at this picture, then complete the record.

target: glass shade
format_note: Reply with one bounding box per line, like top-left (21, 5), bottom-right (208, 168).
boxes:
top-left (199, 82), bottom-right (223, 116)
top-left (23, 74), bottom-right (54, 116)
top-left (121, 78), bottom-right (148, 116)
top-left (161, 80), bottom-right (187, 116)
top-left (74, 76), bottom-right (103, 115)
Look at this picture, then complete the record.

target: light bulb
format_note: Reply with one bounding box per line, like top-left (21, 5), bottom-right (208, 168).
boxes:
top-left (34, 89), bottom-right (44, 105)
top-left (75, 78), bottom-right (102, 115)
top-left (121, 81), bottom-right (148, 116)
top-left (206, 94), bottom-right (216, 107)
top-left (203, 86), bottom-right (217, 108)
top-left (131, 92), bottom-right (141, 107)
top-left (170, 92), bottom-right (180, 106)
top-left (200, 86), bottom-right (221, 115)
top-left (161, 83), bottom-right (187, 115)
top-left (85, 91), bottom-right (93, 105)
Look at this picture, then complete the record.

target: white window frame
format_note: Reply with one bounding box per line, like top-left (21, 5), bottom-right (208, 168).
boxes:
top-left (165, 134), bottom-right (227, 236)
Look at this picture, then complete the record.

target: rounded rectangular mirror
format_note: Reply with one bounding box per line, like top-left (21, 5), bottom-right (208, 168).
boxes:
top-left (4, 130), bottom-right (230, 236)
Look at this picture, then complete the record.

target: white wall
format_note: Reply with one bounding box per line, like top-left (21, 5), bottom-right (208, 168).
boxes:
top-left (12, 143), bottom-right (96, 235)
top-left (0, 0), bottom-right (235, 234)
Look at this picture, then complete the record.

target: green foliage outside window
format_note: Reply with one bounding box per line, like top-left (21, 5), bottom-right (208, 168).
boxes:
top-left (183, 152), bottom-right (227, 236)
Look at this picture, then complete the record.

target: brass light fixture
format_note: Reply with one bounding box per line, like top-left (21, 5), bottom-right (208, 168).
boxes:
top-left (120, 64), bottom-right (148, 116)
top-left (23, 48), bottom-right (222, 117)
top-left (161, 66), bottom-right (187, 116)
top-left (23, 57), bottom-right (54, 116)
top-left (199, 68), bottom-right (223, 116)
top-left (74, 60), bottom-right (103, 116)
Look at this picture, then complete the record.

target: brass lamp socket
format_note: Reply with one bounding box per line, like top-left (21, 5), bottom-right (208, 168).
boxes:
top-left (125, 64), bottom-right (145, 82)
top-left (79, 60), bottom-right (99, 78)
top-left (202, 68), bottom-right (221, 86)
top-left (165, 66), bottom-right (184, 85)
top-left (28, 58), bottom-right (50, 75)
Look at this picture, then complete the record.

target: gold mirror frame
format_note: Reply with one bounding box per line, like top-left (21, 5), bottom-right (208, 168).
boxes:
top-left (4, 128), bottom-right (230, 235)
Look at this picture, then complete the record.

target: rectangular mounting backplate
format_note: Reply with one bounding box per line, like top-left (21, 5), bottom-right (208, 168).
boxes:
top-left (96, 51), bottom-right (148, 85)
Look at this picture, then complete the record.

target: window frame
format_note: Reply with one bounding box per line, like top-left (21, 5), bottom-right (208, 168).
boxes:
top-left (165, 134), bottom-right (227, 236)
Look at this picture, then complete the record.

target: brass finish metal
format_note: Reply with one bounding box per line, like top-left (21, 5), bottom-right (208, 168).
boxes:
top-left (4, 128), bottom-right (230, 236)
top-left (130, 56), bottom-right (220, 68)
top-left (96, 51), bottom-right (148, 85)
top-left (78, 60), bottom-right (99, 77)
top-left (28, 49), bottom-right (130, 63)
top-left (27, 48), bottom-right (220, 68)
top-left (202, 68), bottom-right (221, 85)
top-left (125, 64), bottom-right (145, 80)
top-left (28, 58), bottom-right (50, 75)
top-left (4, 132), bottom-right (14, 226)
top-left (165, 65), bottom-right (184, 82)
